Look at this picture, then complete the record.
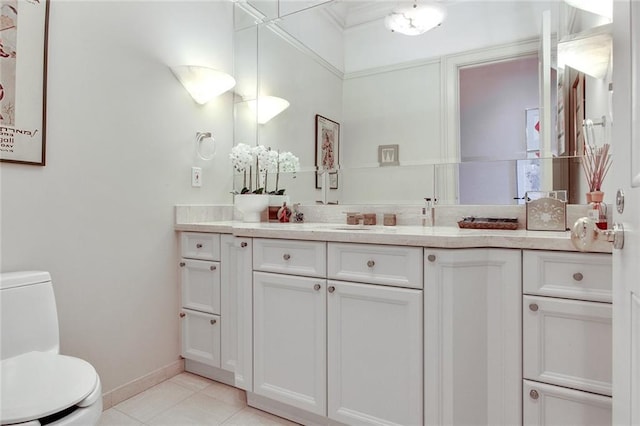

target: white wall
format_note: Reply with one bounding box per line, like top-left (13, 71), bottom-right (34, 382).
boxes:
top-left (0, 0), bottom-right (235, 393)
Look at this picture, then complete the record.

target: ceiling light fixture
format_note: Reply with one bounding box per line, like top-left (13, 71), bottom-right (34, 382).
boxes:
top-left (384, 1), bottom-right (446, 36)
top-left (171, 65), bottom-right (236, 105)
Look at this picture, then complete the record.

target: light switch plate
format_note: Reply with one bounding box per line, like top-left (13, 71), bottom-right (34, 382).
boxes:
top-left (191, 167), bottom-right (202, 187)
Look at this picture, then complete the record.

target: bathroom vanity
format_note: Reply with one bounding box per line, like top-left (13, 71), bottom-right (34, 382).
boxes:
top-left (175, 215), bottom-right (612, 426)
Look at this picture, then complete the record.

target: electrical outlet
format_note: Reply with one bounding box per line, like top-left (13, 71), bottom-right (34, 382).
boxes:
top-left (191, 167), bottom-right (202, 187)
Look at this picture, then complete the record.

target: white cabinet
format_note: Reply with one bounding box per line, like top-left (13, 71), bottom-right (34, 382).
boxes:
top-left (327, 279), bottom-right (423, 425)
top-left (523, 380), bottom-right (612, 426)
top-left (180, 232), bottom-right (248, 382)
top-left (522, 249), bottom-right (612, 425)
top-left (523, 295), bottom-right (612, 396)
top-left (424, 248), bottom-right (522, 426)
top-left (229, 236), bottom-right (253, 391)
top-left (180, 233), bottom-right (222, 369)
top-left (181, 309), bottom-right (220, 367)
top-left (252, 240), bottom-right (423, 425)
top-left (253, 271), bottom-right (327, 415)
top-left (327, 242), bottom-right (423, 289)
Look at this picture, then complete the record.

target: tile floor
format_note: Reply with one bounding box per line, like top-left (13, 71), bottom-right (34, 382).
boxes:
top-left (99, 373), bottom-right (299, 426)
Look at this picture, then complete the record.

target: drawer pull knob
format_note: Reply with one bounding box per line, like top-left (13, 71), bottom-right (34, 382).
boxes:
top-left (179, 262), bottom-right (186, 267)
top-left (210, 319), bottom-right (217, 325)
top-left (573, 272), bottom-right (584, 281)
top-left (314, 284), bottom-right (321, 291)
top-left (529, 389), bottom-right (539, 400)
top-left (179, 312), bottom-right (186, 318)
top-left (427, 254), bottom-right (436, 262)
top-left (367, 260), bottom-right (375, 268)
top-left (196, 243), bottom-right (203, 249)
top-left (240, 242), bottom-right (248, 248)
top-left (328, 286), bottom-right (336, 293)
top-left (529, 303), bottom-right (539, 312)
top-left (210, 265), bottom-right (217, 271)
top-left (283, 254), bottom-right (291, 261)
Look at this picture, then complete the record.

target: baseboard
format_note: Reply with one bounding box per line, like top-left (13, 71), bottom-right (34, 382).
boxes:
top-left (101, 358), bottom-right (184, 410)
top-left (184, 359), bottom-right (235, 386)
top-left (247, 393), bottom-right (347, 426)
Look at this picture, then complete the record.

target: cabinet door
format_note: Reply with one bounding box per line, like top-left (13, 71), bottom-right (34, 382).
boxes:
top-left (327, 280), bottom-right (423, 426)
top-left (181, 309), bottom-right (221, 367)
top-left (231, 237), bottom-right (253, 390)
top-left (523, 295), bottom-right (612, 396)
top-left (180, 258), bottom-right (220, 314)
top-left (523, 380), bottom-right (611, 426)
top-left (253, 271), bottom-right (326, 415)
top-left (424, 248), bottom-right (522, 426)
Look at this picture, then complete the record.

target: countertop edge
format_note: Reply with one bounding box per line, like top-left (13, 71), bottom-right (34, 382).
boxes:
top-left (174, 222), bottom-right (612, 253)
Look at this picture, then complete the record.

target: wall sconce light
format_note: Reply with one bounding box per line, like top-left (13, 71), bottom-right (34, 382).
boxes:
top-left (563, 0), bottom-right (612, 20)
top-left (247, 96), bottom-right (290, 124)
top-left (171, 66), bottom-right (236, 105)
top-left (558, 26), bottom-right (612, 79)
top-left (384, 1), bottom-right (446, 36)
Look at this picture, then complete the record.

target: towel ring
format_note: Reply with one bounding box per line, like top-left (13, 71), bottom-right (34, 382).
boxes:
top-left (196, 132), bottom-right (215, 160)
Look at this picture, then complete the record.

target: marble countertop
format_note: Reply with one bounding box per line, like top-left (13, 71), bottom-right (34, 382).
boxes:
top-left (174, 221), bottom-right (612, 253)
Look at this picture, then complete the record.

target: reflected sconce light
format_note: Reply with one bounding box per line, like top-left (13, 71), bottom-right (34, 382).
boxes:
top-left (384, 1), bottom-right (446, 36)
top-left (558, 28), bottom-right (612, 79)
top-left (171, 65), bottom-right (236, 105)
top-left (563, 0), bottom-right (612, 20)
top-left (247, 96), bottom-right (290, 124)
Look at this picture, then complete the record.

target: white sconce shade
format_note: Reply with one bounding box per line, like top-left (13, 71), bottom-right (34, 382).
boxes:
top-left (171, 66), bottom-right (236, 104)
top-left (247, 96), bottom-right (290, 124)
top-left (558, 29), bottom-right (612, 79)
top-left (563, 0), bottom-right (612, 20)
top-left (384, 2), bottom-right (446, 36)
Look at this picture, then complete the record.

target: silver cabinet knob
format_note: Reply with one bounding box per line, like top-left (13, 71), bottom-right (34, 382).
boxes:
top-left (573, 272), bottom-right (584, 282)
top-left (240, 242), bottom-right (248, 248)
top-left (179, 312), bottom-right (186, 318)
top-left (210, 319), bottom-right (217, 325)
top-left (179, 262), bottom-right (186, 267)
top-left (283, 253), bottom-right (291, 261)
top-left (328, 285), bottom-right (336, 293)
top-left (367, 260), bottom-right (375, 268)
top-left (530, 389), bottom-right (539, 400)
top-left (196, 243), bottom-right (203, 249)
top-left (313, 284), bottom-right (321, 291)
top-left (427, 254), bottom-right (436, 262)
top-left (210, 265), bottom-right (217, 271)
top-left (529, 303), bottom-right (539, 312)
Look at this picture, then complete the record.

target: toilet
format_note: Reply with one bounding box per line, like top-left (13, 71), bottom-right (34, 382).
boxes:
top-left (1, 271), bottom-right (102, 426)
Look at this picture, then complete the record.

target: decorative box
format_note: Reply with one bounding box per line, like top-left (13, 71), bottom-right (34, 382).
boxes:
top-left (525, 191), bottom-right (567, 231)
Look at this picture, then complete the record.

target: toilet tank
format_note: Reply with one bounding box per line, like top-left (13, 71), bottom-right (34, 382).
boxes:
top-left (0, 271), bottom-right (60, 360)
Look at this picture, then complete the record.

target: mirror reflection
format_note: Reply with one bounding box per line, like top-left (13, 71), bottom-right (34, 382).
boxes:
top-left (233, 0), bottom-right (614, 205)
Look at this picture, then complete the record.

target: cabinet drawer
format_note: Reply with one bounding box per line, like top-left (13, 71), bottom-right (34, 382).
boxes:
top-left (180, 259), bottom-right (221, 315)
top-left (523, 295), bottom-right (612, 396)
top-left (181, 232), bottom-right (221, 261)
top-left (253, 239), bottom-right (326, 278)
top-left (328, 243), bottom-right (423, 289)
top-left (181, 309), bottom-right (221, 368)
top-left (523, 250), bottom-right (612, 302)
top-left (523, 380), bottom-right (611, 426)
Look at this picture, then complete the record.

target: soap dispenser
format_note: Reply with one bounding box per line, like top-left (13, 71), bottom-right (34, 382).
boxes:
top-left (422, 198), bottom-right (434, 227)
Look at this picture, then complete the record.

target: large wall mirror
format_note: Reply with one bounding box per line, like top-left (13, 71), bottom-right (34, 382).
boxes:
top-left (233, 0), bottom-right (613, 206)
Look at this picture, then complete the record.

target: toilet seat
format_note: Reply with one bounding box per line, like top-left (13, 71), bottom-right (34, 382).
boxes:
top-left (1, 351), bottom-right (100, 425)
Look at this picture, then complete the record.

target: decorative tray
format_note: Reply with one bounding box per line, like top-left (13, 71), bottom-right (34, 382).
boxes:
top-left (457, 217), bottom-right (519, 230)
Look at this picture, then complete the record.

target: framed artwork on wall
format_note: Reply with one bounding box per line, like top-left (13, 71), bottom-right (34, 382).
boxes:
top-left (0, 0), bottom-right (49, 165)
top-left (315, 114), bottom-right (339, 189)
top-left (378, 144), bottom-right (399, 166)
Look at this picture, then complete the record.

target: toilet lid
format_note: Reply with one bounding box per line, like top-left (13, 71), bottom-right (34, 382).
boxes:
top-left (1, 351), bottom-right (98, 425)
